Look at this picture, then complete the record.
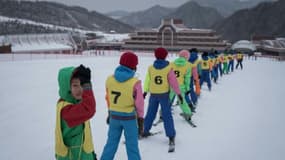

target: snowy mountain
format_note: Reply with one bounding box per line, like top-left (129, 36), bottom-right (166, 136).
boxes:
top-left (119, 5), bottom-right (174, 29)
top-left (213, 0), bottom-right (285, 42)
top-left (118, 2), bottom-right (222, 29)
top-left (0, 53), bottom-right (285, 159)
top-left (165, 1), bottom-right (223, 28)
top-left (0, 0), bottom-right (134, 34)
top-left (193, 0), bottom-right (276, 17)
top-left (105, 10), bottom-right (130, 20)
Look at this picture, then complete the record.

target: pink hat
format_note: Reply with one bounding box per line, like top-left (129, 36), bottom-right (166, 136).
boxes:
top-left (179, 50), bottom-right (190, 60)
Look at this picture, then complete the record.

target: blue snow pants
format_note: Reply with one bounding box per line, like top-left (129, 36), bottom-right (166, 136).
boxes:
top-left (144, 92), bottom-right (176, 138)
top-left (228, 60), bottom-right (234, 72)
top-left (213, 66), bottom-right (219, 80)
top-left (218, 63), bottom-right (223, 76)
top-left (186, 76), bottom-right (197, 105)
top-left (200, 69), bottom-right (211, 90)
top-left (101, 111), bottom-right (141, 160)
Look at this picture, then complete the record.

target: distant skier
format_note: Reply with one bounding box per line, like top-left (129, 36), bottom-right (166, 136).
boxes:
top-left (222, 51), bottom-right (229, 74)
top-left (236, 52), bottom-right (244, 69)
top-left (101, 52), bottom-right (144, 160)
top-left (216, 51), bottom-right (223, 77)
top-left (188, 48), bottom-right (201, 99)
top-left (209, 52), bottom-right (218, 83)
top-left (200, 52), bottom-right (212, 91)
top-left (55, 65), bottom-right (97, 160)
top-left (228, 52), bottom-right (235, 72)
top-left (142, 47), bottom-right (182, 152)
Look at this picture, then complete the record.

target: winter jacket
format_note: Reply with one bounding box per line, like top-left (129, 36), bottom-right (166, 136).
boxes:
top-left (55, 67), bottom-right (96, 160)
top-left (144, 60), bottom-right (181, 95)
top-left (171, 57), bottom-right (191, 91)
top-left (105, 65), bottom-right (144, 118)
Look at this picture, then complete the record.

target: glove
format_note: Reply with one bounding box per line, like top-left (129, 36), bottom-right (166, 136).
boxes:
top-left (106, 112), bottom-right (110, 125)
top-left (178, 94), bottom-right (183, 104)
top-left (76, 64), bottom-right (91, 85)
top-left (143, 92), bottom-right (147, 99)
top-left (137, 117), bottom-right (144, 136)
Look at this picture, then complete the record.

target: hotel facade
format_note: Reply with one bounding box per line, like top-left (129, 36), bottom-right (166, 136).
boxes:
top-left (122, 19), bottom-right (229, 52)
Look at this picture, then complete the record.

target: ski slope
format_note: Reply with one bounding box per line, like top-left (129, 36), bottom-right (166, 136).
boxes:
top-left (0, 54), bottom-right (284, 160)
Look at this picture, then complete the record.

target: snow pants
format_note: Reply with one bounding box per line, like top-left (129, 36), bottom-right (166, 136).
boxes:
top-left (189, 76), bottom-right (198, 104)
top-left (101, 111), bottom-right (140, 160)
top-left (218, 63), bottom-right (223, 77)
top-left (228, 60), bottom-right (234, 72)
top-left (200, 69), bottom-right (211, 90)
top-left (144, 93), bottom-right (176, 138)
top-left (212, 66), bottom-right (219, 82)
top-left (169, 86), bottom-right (192, 115)
top-left (236, 60), bottom-right (243, 69)
top-left (223, 62), bottom-right (228, 74)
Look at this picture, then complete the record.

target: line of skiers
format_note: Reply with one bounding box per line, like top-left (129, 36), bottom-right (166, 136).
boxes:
top-left (55, 47), bottom-right (244, 160)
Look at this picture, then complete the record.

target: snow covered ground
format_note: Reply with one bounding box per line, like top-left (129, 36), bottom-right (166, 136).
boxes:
top-left (0, 53), bottom-right (285, 160)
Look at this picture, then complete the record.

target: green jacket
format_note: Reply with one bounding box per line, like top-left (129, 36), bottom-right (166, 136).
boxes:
top-left (56, 67), bottom-right (96, 160)
top-left (173, 57), bottom-right (191, 92)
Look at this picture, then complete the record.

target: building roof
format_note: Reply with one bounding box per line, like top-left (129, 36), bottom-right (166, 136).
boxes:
top-left (1, 33), bottom-right (76, 52)
top-left (232, 40), bottom-right (256, 51)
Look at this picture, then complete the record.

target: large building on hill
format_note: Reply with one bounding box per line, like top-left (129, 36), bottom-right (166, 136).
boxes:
top-left (122, 19), bottom-right (229, 52)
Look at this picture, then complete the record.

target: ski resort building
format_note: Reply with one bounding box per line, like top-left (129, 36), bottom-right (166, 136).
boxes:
top-left (122, 19), bottom-right (229, 52)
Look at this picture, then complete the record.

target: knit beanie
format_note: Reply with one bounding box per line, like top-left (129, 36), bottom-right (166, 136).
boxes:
top-left (179, 50), bottom-right (190, 60)
top-left (119, 51), bottom-right (138, 70)
top-left (154, 47), bottom-right (168, 59)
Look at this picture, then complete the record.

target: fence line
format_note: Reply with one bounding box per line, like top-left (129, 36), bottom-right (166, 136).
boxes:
top-left (1, 50), bottom-right (284, 62)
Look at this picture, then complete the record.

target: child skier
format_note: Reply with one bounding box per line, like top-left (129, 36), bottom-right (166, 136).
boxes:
top-left (228, 52), bottom-right (234, 72)
top-left (188, 48), bottom-right (200, 99)
top-left (55, 64), bottom-right (97, 160)
top-left (222, 52), bottom-right (229, 74)
top-left (101, 52), bottom-right (144, 160)
top-left (236, 52), bottom-right (244, 69)
top-left (200, 52), bottom-right (212, 91)
top-left (209, 52), bottom-right (219, 83)
top-left (143, 47), bottom-right (182, 152)
top-left (169, 50), bottom-right (195, 119)
top-left (216, 51), bottom-right (223, 77)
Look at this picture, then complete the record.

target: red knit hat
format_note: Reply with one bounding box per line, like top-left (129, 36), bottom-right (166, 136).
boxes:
top-left (119, 51), bottom-right (138, 70)
top-left (154, 47), bottom-right (168, 59)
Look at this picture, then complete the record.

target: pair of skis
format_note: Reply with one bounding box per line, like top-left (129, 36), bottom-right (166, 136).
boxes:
top-left (153, 116), bottom-right (197, 128)
top-left (140, 130), bottom-right (175, 153)
top-left (122, 131), bottom-right (163, 144)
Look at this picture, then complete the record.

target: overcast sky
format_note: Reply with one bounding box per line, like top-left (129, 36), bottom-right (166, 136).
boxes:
top-left (32, 0), bottom-right (190, 13)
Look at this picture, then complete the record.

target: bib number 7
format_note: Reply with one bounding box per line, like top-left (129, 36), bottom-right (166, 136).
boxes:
top-left (111, 91), bottom-right (121, 104)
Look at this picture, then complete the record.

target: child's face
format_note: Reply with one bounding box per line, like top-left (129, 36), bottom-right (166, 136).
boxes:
top-left (71, 78), bottom-right (83, 100)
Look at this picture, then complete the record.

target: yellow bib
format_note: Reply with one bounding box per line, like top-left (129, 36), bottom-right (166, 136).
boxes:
top-left (237, 54), bottom-right (243, 60)
top-left (55, 101), bottom-right (94, 157)
top-left (106, 76), bottom-right (138, 113)
top-left (201, 59), bottom-right (210, 70)
top-left (191, 59), bottom-right (200, 67)
top-left (171, 62), bottom-right (190, 85)
top-left (223, 56), bottom-right (228, 62)
top-left (228, 55), bottom-right (233, 61)
top-left (149, 65), bottom-right (171, 94)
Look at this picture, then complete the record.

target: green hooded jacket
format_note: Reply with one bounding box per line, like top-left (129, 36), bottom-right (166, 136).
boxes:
top-left (56, 67), bottom-right (96, 160)
top-left (173, 57), bottom-right (191, 91)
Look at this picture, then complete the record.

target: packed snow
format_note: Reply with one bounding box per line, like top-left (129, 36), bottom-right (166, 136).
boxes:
top-left (0, 52), bottom-right (285, 160)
